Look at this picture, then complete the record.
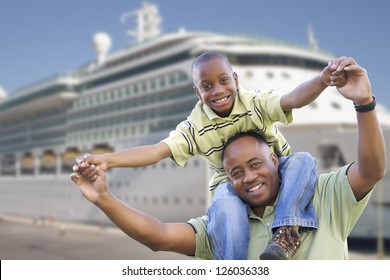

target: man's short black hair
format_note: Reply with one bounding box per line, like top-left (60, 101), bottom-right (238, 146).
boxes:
top-left (222, 131), bottom-right (268, 161)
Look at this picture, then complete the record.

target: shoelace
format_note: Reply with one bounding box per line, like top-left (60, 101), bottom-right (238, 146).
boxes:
top-left (269, 227), bottom-right (300, 258)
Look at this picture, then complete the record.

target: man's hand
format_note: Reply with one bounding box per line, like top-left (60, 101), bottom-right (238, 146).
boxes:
top-left (70, 164), bottom-right (109, 204)
top-left (321, 56), bottom-right (348, 88)
top-left (334, 57), bottom-right (372, 104)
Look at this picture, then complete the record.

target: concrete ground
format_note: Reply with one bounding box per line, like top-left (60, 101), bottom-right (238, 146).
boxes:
top-left (0, 214), bottom-right (387, 260)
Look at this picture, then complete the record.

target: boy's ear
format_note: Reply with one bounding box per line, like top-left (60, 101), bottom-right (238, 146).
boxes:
top-left (233, 72), bottom-right (239, 89)
top-left (193, 85), bottom-right (201, 99)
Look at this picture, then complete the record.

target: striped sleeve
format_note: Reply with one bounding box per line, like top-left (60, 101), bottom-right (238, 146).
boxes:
top-left (161, 120), bottom-right (197, 167)
top-left (254, 89), bottom-right (293, 125)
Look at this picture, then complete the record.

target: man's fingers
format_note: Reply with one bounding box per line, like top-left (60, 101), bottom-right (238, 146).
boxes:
top-left (70, 172), bottom-right (84, 185)
top-left (73, 161), bottom-right (90, 173)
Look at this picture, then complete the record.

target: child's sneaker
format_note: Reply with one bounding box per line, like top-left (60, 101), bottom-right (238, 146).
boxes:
top-left (259, 226), bottom-right (300, 260)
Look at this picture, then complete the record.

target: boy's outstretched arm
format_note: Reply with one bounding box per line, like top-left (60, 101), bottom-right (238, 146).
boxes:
top-left (280, 56), bottom-right (348, 111)
top-left (74, 141), bottom-right (172, 173)
top-left (70, 165), bottom-right (197, 256)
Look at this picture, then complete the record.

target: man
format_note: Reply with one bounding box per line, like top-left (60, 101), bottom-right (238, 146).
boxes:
top-left (71, 57), bottom-right (386, 259)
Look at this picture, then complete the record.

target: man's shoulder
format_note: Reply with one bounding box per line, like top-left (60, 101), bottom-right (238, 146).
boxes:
top-left (317, 165), bottom-right (350, 187)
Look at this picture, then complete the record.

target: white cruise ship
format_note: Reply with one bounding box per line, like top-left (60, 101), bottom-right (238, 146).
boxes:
top-left (0, 2), bottom-right (389, 244)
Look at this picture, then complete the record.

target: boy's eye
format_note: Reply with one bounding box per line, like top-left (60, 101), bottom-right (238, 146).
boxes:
top-left (221, 78), bottom-right (229, 84)
top-left (202, 84), bottom-right (211, 90)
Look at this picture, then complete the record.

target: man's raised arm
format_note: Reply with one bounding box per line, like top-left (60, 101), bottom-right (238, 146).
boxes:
top-left (336, 57), bottom-right (386, 200)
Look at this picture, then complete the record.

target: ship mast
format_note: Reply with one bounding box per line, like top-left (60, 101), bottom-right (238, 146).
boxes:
top-left (307, 23), bottom-right (318, 51)
top-left (121, 1), bottom-right (162, 44)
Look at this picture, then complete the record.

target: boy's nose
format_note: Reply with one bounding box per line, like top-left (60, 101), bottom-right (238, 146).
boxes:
top-left (213, 84), bottom-right (225, 94)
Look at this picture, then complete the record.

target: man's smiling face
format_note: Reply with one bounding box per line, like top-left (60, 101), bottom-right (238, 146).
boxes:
top-left (223, 134), bottom-right (280, 217)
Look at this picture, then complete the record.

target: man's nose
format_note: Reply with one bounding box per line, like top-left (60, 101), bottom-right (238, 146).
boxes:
top-left (243, 169), bottom-right (257, 183)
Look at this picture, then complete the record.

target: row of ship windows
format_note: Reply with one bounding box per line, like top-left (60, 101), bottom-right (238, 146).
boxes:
top-left (0, 72), bottom-right (189, 132)
top-left (0, 101), bottom-right (193, 147)
top-left (69, 88), bottom-right (194, 122)
top-left (0, 131), bottom-right (65, 152)
top-left (1, 190), bottom-right (206, 207)
top-left (1, 108), bottom-right (69, 131)
top-left (73, 71), bottom-right (188, 110)
top-left (99, 41), bottom-right (181, 71)
top-left (68, 100), bottom-right (194, 131)
top-left (0, 183), bottom-right (207, 206)
top-left (66, 119), bottom-right (180, 146)
top-left (0, 111), bottom-right (69, 137)
top-left (0, 108), bottom-right (193, 151)
top-left (99, 193), bottom-right (206, 206)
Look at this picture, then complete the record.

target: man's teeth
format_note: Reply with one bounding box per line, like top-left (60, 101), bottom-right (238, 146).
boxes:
top-left (249, 183), bottom-right (263, 192)
top-left (214, 96), bottom-right (228, 103)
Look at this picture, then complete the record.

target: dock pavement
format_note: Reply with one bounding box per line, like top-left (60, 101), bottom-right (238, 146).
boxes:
top-left (0, 214), bottom-right (386, 260)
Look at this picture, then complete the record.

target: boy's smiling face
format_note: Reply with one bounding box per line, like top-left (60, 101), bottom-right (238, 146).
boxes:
top-left (192, 57), bottom-right (239, 117)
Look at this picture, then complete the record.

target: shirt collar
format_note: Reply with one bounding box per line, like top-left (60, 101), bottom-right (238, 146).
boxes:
top-left (248, 192), bottom-right (280, 220)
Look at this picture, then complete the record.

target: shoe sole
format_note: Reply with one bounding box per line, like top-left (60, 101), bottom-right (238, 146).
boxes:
top-left (260, 244), bottom-right (288, 260)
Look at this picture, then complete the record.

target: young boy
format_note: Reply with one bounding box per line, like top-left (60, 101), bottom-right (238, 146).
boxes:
top-left (75, 52), bottom-right (346, 260)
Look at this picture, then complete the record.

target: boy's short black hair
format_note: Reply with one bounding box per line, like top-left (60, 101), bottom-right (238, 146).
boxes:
top-left (192, 52), bottom-right (231, 71)
top-left (222, 131), bottom-right (268, 161)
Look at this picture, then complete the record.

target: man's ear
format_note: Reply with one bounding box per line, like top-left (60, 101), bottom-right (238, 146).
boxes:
top-left (193, 85), bottom-right (201, 100)
top-left (271, 152), bottom-right (279, 169)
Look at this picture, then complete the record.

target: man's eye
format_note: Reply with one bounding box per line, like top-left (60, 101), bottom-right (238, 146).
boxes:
top-left (232, 171), bottom-right (242, 179)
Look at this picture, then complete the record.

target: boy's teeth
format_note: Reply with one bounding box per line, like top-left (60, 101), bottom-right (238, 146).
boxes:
top-left (215, 97), bottom-right (228, 103)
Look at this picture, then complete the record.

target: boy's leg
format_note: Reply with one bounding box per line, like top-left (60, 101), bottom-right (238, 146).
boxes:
top-left (260, 152), bottom-right (318, 260)
top-left (207, 182), bottom-right (249, 260)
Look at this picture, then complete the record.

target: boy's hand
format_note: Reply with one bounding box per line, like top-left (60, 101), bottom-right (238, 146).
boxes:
top-left (83, 153), bottom-right (108, 171)
top-left (73, 161), bottom-right (99, 181)
top-left (73, 153), bottom-right (101, 182)
top-left (320, 56), bottom-right (348, 87)
top-left (73, 153), bottom-right (107, 178)
top-left (73, 153), bottom-right (107, 172)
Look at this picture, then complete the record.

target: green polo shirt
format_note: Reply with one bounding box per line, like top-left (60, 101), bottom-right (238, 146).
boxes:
top-left (188, 165), bottom-right (373, 260)
top-left (162, 87), bottom-right (292, 190)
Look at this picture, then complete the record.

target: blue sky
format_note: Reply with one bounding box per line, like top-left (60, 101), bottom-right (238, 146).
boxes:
top-left (1, 0), bottom-right (389, 109)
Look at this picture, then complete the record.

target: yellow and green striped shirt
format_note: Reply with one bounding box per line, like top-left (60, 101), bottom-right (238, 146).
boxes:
top-left (162, 87), bottom-right (293, 190)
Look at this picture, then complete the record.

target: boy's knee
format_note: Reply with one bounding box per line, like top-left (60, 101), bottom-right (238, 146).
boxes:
top-left (210, 188), bottom-right (247, 214)
top-left (291, 152), bottom-right (316, 164)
